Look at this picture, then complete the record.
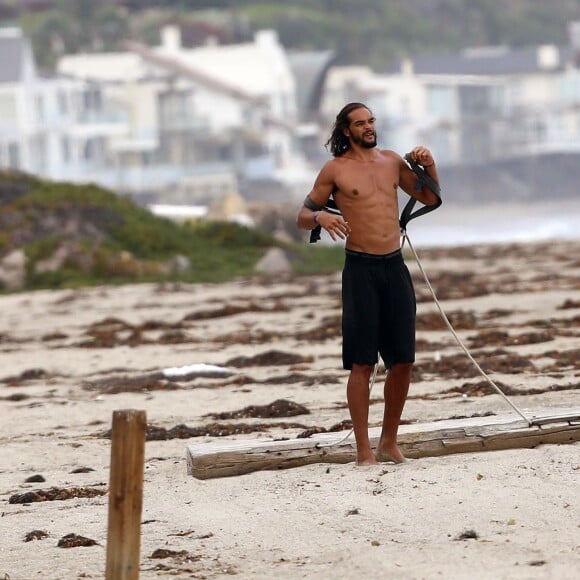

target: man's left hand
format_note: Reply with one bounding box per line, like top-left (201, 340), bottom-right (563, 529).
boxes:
top-left (411, 146), bottom-right (434, 167)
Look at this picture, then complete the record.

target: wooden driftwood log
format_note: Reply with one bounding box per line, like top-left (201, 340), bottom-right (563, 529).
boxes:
top-left (186, 407), bottom-right (580, 480)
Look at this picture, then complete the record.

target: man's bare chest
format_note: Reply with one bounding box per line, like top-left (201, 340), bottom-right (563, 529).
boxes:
top-left (335, 162), bottom-right (399, 201)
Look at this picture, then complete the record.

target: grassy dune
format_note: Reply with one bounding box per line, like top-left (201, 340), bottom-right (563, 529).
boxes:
top-left (0, 171), bottom-right (344, 291)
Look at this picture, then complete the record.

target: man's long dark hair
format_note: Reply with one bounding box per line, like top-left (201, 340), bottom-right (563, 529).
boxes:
top-left (325, 102), bottom-right (370, 157)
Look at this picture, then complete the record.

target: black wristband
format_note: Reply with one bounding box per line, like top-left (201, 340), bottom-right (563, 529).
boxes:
top-left (304, 195), bottom-right (325, 211)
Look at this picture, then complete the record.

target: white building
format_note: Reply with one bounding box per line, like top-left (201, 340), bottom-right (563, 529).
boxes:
top-left (57, 26), bottom-right (311, 203)
top-left (321, 25), bottom-right (580, 167)
top-left (0, 27), bottom-right (126, 180)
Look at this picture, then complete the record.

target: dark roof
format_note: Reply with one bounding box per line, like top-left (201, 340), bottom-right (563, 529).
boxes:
top-left (0, 31), bottom-right (27, 83)
top-left (388, 45), bottom-right (575, 76)
top-left (288, 50), bottom-right (336, 121)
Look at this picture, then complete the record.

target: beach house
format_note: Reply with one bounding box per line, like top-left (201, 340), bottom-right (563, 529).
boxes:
top-left (321, 22), bottom-right (580, 168)
top-left (0, 27), bottom-right (124, 181)
top-left (57, 26), bottom-right (315, 207)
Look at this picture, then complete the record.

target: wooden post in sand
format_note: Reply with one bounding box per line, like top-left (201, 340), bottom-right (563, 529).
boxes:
top-left (105, 409), bottom-right (147, 580)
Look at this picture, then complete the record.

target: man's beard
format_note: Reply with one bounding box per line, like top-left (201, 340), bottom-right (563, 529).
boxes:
top-left (351, 132), bottom-right (377, 149)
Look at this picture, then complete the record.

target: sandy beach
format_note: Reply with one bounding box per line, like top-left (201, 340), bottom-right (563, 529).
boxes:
top-left (0, 239), bottom-right (578, 579)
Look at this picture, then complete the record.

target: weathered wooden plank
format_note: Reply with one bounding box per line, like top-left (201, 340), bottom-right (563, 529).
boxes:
top-left (186, 407), bottom-right (580, 480)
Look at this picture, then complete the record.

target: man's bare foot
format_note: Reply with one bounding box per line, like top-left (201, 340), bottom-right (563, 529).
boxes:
top-left (356, 453), bottom-right (379, 466)
top-left (375, 444), bottom-right (406, 464)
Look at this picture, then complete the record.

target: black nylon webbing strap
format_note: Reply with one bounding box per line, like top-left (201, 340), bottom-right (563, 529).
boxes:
top-left (307, 152), bottom-right (442, 243)
top-left (399, 153), bottom-right (442, 232)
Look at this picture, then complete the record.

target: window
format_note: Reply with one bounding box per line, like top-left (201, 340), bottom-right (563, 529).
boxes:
top-left (61, 137), bottom-right (70, 162)
top-left (8, 143), bottom-right (20, 168)
top-left (427, 85), bottom-right (455, 119)
top-left (558, 72), bottom-right (580, 105)
top-left (35, 95), bottom-right (45, 123)
top-left (58, 91), bottom-right (68, 115)
top-left (0, 94), bottom-right (17, 119)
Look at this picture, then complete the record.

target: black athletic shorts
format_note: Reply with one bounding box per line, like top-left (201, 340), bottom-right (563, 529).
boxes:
top-left (342, 249), bottom-right (416, 370)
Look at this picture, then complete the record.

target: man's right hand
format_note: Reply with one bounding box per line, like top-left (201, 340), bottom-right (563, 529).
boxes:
top-left (318, 212), bottom-right (351, 241)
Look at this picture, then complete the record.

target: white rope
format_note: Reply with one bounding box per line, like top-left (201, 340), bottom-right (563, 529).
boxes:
top-left (316, 231), bottom-right (532, 450)
top-left (402, 231), bottom-right (532, 425)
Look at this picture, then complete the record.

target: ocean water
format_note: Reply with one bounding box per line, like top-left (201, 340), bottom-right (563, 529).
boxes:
top-left (400, 199), bottom-right (580, 248)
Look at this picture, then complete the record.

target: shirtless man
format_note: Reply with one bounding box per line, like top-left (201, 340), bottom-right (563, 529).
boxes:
top-left (296, 102), bottom-right (440, 465)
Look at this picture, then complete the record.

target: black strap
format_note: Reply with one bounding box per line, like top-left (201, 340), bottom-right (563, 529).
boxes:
top-left (307, 152), bottom-right (442, 243)
top-left (399, 153), bottom-right (442, 232)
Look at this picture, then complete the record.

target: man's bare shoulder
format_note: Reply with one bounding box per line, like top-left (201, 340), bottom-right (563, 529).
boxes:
top-left (378, 149), bottom-right (404, 163)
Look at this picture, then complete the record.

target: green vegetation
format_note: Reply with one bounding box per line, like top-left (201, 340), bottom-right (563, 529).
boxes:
top-left (290, 244), bottom-right (346, 275)
top-left (0, 171), bottom-right (343, 291)
top-left (10, 0), bottom-right (580, 71)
